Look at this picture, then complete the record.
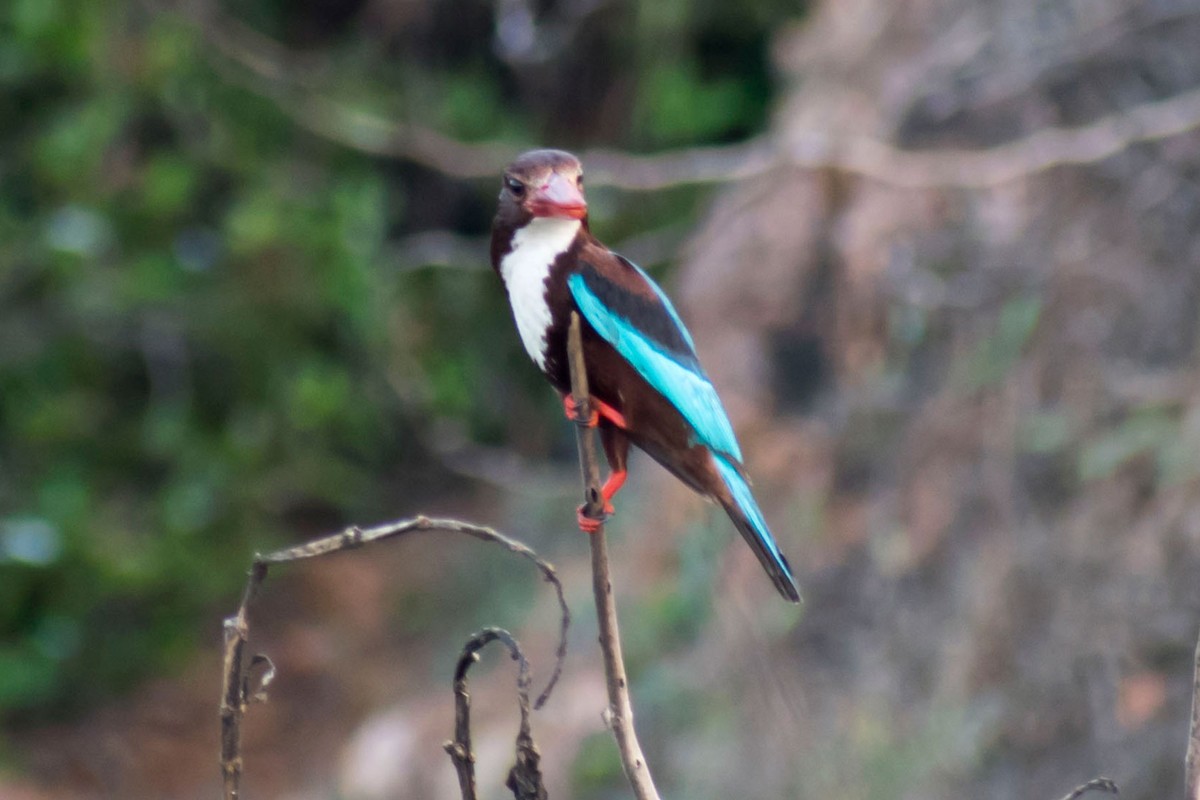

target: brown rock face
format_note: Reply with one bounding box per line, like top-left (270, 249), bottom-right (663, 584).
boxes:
top-left (669, 2), bottom-right (1200, 797)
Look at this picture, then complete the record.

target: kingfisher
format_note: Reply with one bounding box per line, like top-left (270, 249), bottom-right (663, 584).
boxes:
top-left (490, 149), bottom-right (800, 603)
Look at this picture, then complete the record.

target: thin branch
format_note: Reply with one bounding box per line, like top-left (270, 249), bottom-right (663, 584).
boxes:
top-left (179, 0), bottom-right (1200, 191)
top-left (444, 628), bottom-right (547, 800)
top-left (1186, 625), bottom-right (1200, 800)
top-left (255, 517), bottom-right (569, 707)
top-left (567, 313), bottom-right (662, 800)
top-left (219, 561), bottom-right (267, 800)
top-left (193, 8), bottom-right (775, 193)
top-left (804, 85), bottom-right (1200, 189)
top-left (206, 14), bottom-right (771, 193)
top-left (218, 516), bottom-right (570, 800)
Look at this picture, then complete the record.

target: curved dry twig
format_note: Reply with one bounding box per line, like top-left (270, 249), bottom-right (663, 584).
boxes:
top-left (254, 516), bottom-right (569, 707)
top-left (219, 516), bottom-right (570, 799)
top-left (444, 628), bottom-right (546, 800)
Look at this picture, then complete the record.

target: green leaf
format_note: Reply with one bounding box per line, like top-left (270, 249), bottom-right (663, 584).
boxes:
top-left (956, 296), bottom-right (1042, 391)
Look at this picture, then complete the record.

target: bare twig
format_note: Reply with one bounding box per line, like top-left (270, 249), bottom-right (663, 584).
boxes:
top-left (218, 516), bottom-right (569, 800)
top-left (1055, 777), bottom-right (1118, 800)
top-left (1186, 626), bottom-right (1200, 800)
top-left (219, 561), bottom-right (266, 800)
top-left (444, 628), bottom-right (547, 800)
top-left (566, 313), bottom-right (662, 800)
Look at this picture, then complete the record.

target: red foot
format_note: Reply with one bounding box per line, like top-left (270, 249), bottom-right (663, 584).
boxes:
top-left (576, 503), bottom-right (611, 533)
top-left (575, 469), bottom-right (627, 534)
top-left (600, 469), bottom-right (627, 504)
top-left (562, 394), bottom-right (599, 427)
top-left (595, 399), bottom-right (628, 429)
top-left (561, 394), bottom-right (628, 429)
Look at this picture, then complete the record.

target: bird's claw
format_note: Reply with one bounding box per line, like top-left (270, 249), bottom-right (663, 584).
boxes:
top-left (563, 394), bottom-right (600, 428)
top-left (576, 503), bottom-right (614, 533)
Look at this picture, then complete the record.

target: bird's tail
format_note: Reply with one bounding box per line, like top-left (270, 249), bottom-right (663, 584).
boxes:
top-left (713, 454), bottom-right (801, 603)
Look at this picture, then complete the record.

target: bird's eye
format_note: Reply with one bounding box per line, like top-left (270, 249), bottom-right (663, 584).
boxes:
top-left (506, 177), bottom-right (525, 196)
top-left (576, 174), bottom-right (584, 188)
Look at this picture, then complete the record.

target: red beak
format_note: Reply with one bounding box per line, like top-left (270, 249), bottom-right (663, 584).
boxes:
top-left (528, 172), bottom-right (587, 220)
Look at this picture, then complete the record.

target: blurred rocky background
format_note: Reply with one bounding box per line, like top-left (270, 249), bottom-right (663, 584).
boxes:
top-left (2, 0), bottom-right (1200, 798)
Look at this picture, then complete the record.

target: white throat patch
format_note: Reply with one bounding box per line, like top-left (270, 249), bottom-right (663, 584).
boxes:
top-left (499, 217), bottom-right (581, 369)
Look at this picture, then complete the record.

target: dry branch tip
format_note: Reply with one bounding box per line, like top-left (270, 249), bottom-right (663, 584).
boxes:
top-left (1056, 777), bottom-right (1118, 800)
top-left (446, 628), bottom-right (546, 800)
top-left (245, 654), bottom-right (275, 704)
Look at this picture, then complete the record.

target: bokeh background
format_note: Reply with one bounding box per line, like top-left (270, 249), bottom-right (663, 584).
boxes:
top-left (3, 0), bottom-right (1200, 797)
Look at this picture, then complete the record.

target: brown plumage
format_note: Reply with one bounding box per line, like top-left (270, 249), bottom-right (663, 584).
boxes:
top-left (491, 149), bottom-right (800, 602)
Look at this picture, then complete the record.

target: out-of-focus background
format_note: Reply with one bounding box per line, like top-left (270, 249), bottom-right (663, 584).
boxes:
top-left (3, 0), bottom-right (1200, 797)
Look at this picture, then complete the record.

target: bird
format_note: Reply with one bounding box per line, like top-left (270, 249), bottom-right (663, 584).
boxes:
top-left (490, 148), bottom-right (800, 603)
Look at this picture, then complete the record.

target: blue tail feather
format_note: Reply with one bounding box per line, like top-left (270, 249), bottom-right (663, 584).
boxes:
top-left (713, 454), bottom-right (801, 603)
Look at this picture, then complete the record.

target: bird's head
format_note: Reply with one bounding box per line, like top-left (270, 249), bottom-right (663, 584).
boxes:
top-left (497, 149), bottom-right (587, 224)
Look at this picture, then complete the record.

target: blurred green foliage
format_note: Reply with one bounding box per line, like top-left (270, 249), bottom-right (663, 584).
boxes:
top-left (570, 730), bottom-right (627, 798)
top-left (0, 0), bottom-right (797, 725)
top-left (1078, 406), bottom-right (1197, 484)
top-left (954, 295), bottom-right (1043, 392)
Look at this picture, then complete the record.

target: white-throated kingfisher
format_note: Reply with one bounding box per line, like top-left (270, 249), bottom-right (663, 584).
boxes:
top-left (490, 149), bottom-right (800, 603)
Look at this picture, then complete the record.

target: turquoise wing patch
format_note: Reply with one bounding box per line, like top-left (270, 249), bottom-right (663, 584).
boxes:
top-left (568, 271), bottom-right (742, 462)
